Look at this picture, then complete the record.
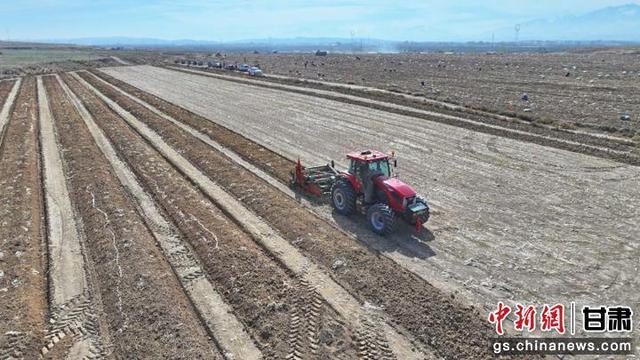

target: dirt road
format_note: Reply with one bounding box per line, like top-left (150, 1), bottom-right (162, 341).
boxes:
top-left (101, 65), bottom-right (640, 324)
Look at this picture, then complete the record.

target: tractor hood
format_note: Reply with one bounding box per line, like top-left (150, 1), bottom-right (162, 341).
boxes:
top-left (381, 177), bottom-right (416, 198)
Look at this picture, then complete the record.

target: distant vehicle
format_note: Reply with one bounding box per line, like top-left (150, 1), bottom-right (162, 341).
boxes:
top-left (197, 61), bottom-right (203, 66)
top-left (238, 64), bottom-right (250, 72)
top-left (248, 67), bottom-right (263, 76)
top-left (315, 50), bottom-right (328, 56)
top-left (225, 64), bottom-right (237, 71)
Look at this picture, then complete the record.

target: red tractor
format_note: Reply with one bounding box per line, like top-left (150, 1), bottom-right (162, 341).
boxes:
top-left (290, 150), bottom-right (430, 235)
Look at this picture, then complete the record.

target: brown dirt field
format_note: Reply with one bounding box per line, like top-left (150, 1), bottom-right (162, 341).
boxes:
top-left (81, 70), bottom-right (498, 359)
top-left (0, 77), bottom-right (47, 359)
top-left (211, 51), bottom-right (640, 134)
top-left (100, 67), bottom-right (639, 326)
top-left (42, 75), bottom-right (221, 359)
top-left (0, 57), bottom-right (121, 79)
top-left (61, 73), bottom-right (356, 359)
top-left (167, 65), bottom-right (640, 166)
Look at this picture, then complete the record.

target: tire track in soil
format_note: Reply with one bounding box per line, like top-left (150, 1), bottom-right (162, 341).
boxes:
top-left (42, 75), bottom-right (221, 359)
top-left (54, 73), bottom-right (257, 359)
top-left (61, 72), bottom-right (357, 359)
top-left (37, 76), bottom-right (109, 358)
top-left (286, 262), bottom-right (323, 360)
top-left (0, 77), bottom-right (48, 360)
top-left (74, 71), bottom-right (431, 360)
top-left (86, 69), bottom-right (499, 359)
top-left (355, 304), bottom-right (396, 360)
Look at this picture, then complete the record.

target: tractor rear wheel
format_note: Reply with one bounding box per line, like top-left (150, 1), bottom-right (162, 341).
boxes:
top-left (331, 180), bottom-right (356, 215)
top-left (367, 203), bottom-right (397, 236)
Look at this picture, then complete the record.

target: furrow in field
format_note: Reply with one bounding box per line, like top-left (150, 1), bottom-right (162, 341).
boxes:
top-left (44, 74), bottom-right (222, 359)
top-left (75, 70), bottom-right (461, 359)
top-left (54, 71), bottom-right (251, 357)
top-left (73, 70), bottom-right (433, 359)
top-left (0, 77), bottom-right (47, 360)
top-left (37, 76), bottom-right (109, 358)
top-left (61, 72), bottom-right (357, 359)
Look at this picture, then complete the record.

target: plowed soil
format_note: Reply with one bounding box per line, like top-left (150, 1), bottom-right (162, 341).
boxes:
top-left (61, 73), bottom-right (356, 359)
top-left (2, 51), bottom-right (636, 358)
top-left (82, 70), bottom-right (497, 359)
top-left (42, 75), bottom-right (220, 359)
top-left (211, 51), bottom-right (640, 134)
top-left (0, 77), bottom-right (47, 359)
top-left (168, 65), bottom-right (639, 166)
top-left (98, 65), bottom-right (639, 352)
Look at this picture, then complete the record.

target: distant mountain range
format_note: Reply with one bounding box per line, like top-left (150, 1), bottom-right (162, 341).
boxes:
top-left (42, 37), bottom-right (221, 47)
top-left (44, 36), bottom-right (387, 47)
top-left (40, 3), bottom-right (640, 48)
top-left (514, 3), bottom-right (640, 41)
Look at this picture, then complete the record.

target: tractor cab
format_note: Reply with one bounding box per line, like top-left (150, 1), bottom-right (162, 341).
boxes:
top-left (345, 150), bottom-right (393, 192)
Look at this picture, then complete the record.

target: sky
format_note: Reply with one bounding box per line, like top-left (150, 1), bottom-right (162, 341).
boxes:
top-left (1, 0), bottom-right (638, 42)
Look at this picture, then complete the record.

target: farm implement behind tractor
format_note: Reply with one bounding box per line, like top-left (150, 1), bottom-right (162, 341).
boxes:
top-left (290, 150), bottom-right (430, 235)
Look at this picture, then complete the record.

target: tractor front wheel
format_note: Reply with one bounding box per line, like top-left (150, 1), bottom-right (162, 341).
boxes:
top-left (367, 203), bottom-right (397, 236)
top-left (331, 180), bottom-right (356, 215)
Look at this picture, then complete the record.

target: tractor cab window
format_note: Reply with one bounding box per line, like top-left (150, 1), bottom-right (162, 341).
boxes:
top-left (349, 160), bottom-right (358, 175)
top-left (350, 160), bottom-right (371, 182)
top-left (349, 159), bottom-right (390, 181)
top-left (369, 160), bottom-right (390, 177)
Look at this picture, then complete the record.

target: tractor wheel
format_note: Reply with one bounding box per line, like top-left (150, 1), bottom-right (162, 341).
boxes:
top-left (331, 180), bottom-right (356, 215)
top-left (367, 203), bottom-right (397, 236)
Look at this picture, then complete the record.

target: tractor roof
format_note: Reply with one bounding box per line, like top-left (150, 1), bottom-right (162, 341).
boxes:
top-left (346, 150), bottom-right (389, 162)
